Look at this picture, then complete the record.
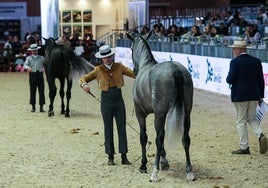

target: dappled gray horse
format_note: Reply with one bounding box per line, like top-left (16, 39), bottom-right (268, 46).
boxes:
top-left (43, 37), bottom-right (94, 117)
top-left (126, 32), bottom-right (195, 182)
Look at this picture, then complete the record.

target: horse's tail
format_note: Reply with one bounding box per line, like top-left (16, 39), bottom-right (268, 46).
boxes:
top-left (68, 51), bottom-right (95, 81)
top-left (165, 69), bottom-right (193, 151)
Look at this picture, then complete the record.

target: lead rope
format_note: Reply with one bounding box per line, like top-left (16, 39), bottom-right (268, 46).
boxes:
top-left (88, 91), bottom-right (152, 165)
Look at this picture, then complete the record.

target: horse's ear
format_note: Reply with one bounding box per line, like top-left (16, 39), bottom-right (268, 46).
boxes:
top-left (42, 37), bottom-right (47, 41)
top-left (144, 30), bottom-right (152, 41)
top-left (126, 33), bottom-right (134, 42)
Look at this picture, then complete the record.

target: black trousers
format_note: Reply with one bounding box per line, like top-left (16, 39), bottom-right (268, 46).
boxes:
top-left (101, 87), bottom-right (128, 155)
top-left (29, 72), bottom-right (45, 106)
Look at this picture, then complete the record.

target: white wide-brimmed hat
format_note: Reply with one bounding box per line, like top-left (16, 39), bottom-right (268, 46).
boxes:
top-left (95, 45), bottom-right (115, 58)
top-left (27, 43), bottom-right (41, 51)
top-left (229, 38), bottom-right (248, 48)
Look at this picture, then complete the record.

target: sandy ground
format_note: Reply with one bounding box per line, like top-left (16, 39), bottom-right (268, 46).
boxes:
top-left (0, 72), bottom-right (268, 188)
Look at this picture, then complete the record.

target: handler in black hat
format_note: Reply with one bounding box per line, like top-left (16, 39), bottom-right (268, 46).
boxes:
top-left (23, 43), bottom-right (45, 113)
top-left (79, 44), bottom-right (135, 165)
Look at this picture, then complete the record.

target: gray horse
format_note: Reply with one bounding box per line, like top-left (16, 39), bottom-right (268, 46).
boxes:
top-left (126, 32), bottom-right (195, 182)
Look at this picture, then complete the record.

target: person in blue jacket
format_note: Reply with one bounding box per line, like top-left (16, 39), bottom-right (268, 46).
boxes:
top-left (226, 38), bottom-right (267, 155)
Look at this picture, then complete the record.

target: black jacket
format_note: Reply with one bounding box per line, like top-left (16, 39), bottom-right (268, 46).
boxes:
top-left (226, 53), bottom-right (264, 102)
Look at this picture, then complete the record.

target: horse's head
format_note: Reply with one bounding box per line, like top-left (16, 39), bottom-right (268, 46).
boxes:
top-left (126, 31), bottom-right (153, 75)
top-left (42, 37), bottom-right (58, 55)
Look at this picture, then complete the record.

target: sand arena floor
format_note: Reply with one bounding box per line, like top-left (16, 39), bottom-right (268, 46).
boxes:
top-left (0, 72), bottom-right (268, 188)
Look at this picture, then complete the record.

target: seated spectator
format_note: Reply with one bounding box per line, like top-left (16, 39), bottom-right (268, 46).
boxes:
top-left (140, 25), bottom-right (150, 35)
top-left (202, 12), bottom-right (212, 26)
top-left (244, 24), bottom-right (262, 44)
top-left (150, 24), bottom-right (161, 41)
top-left (211, 26), bottom-right (221, 44)
top-left (167, 25), bottom-right (180, 42)
top-left (190, 25), bottom-right (202, 37)
top-left (218, 22), bottom-right (229, 36)
top-left (203, 25), bottom-right (213, 42)
top-left (225, 10), bottom-right (234, 27)
top-left (229, 11), bottom-right (248, 27)
top-left (14, 49), bottom-right (27, 72)
top-left (177, 26), bottom-right (187, 36)
top-left (158, 23), bottom-right (167, 40)
top-left (257, 7), bottom-right (268, 25)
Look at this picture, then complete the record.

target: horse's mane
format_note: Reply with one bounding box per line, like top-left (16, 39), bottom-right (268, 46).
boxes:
top-left (138, 34), bottom-right (156, 62)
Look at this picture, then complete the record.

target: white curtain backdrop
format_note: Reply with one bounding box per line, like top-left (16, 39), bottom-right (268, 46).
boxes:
top-left (40, 0), bottom-right (59, 42)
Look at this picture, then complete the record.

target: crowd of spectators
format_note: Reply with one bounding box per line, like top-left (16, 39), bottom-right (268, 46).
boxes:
top-left (0, 31), bottom-right (99, 72)
top-left (144, 7), bottom-right (268, 45)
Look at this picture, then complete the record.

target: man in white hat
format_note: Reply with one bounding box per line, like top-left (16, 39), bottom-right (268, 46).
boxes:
top-left (79, 44), bottom-right (135, 165)
top-left (23, 43), bottom-right (46, 113)
top-left (226, 38), bottom-right (267, 155)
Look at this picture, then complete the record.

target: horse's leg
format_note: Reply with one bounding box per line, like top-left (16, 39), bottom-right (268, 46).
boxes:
top-left (150, 114), bottom-right (166, 182)
top-left (48, 79), bottom-right (56, 117)
top-left (65, 79), bottom-right (72, 117)
top-left (160, 147), bottom-right (169, 171)
top-left (182, 113), bottom-right (195, 181)
top-left (135, 107), bottom-right (148, 173)
top-left (58, 77), bottom-right (65, 115)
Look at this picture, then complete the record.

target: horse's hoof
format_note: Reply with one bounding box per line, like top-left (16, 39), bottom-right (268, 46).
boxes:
top-left (139, 167), bottom-right (147, 173)
top-left (150, 168), bottom-right (159, 182)
top-left (187, 172), bottom-right (195, 181)
top-left (65, 114), bottom-right (70, 118)
top-left (48, 111), bottom-right (54, 117)
top-left (161, 161), bottom-right (169, 171)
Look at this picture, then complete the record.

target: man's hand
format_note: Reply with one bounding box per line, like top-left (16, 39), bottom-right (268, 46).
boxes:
top-left (82, 84), bottom-right (90, 93)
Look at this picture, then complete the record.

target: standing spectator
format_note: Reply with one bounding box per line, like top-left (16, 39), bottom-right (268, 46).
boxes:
top-left (79, 44), bottom-right (135, 165)
top-left (70, 33), bottom-right (80, 50)
top-left (226, 38), bottom-right (267, 155)
top-left (3, 35), bottom-right (13, 57)
top-left (74, 39), bottom-right (85, 56)
top-left (11, 36), bottom-right (22, 55)
top-left (57, 35), bottom-right (71, 48)
top-left (23, 44), bottom-right (45, 113)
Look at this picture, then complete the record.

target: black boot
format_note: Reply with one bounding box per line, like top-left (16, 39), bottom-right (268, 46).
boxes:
top-left (108, 154), bottom-right (115, 165)
top-left (40, 105), bottom-right (45, 113)
top-left (121, 153), bottom-right (132, 165)
top-left (31, 105), bottom-right (35, 112)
